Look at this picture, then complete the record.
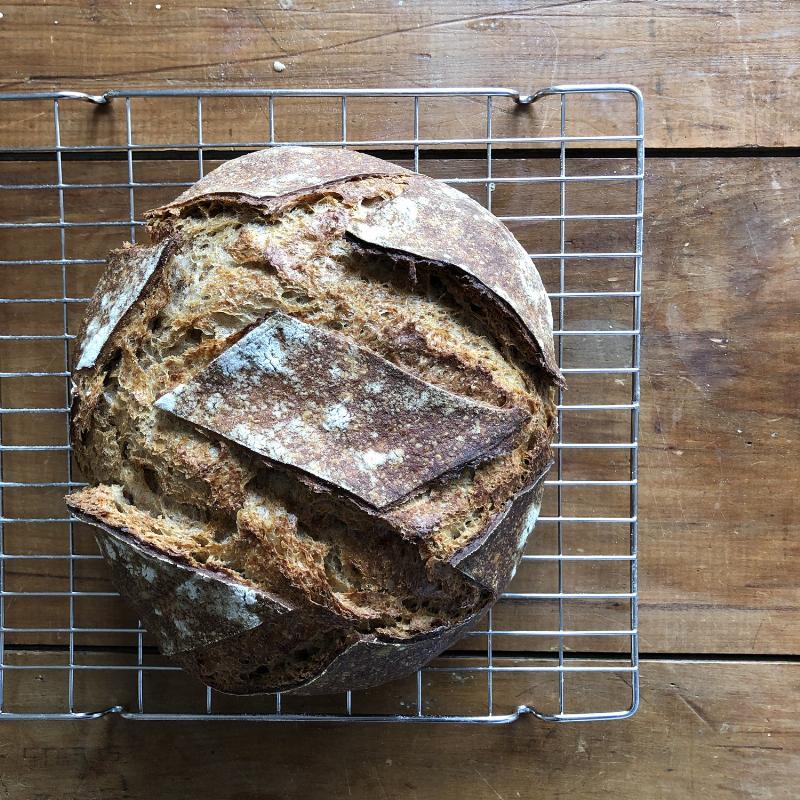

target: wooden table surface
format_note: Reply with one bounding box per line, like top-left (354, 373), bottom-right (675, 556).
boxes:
top-left (1, 2), bottom-right (798, 798)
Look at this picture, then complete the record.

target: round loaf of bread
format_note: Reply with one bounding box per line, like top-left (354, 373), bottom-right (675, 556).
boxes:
top-left (66, 147), bottom-right (562, 695)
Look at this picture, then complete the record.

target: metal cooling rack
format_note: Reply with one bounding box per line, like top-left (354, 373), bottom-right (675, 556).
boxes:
top-left (0, 85), bottom-right (643, 723)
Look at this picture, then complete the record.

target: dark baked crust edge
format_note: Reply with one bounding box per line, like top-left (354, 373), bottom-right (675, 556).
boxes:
top-left (144, 146), bottom-right (563, 385)
top-left (65, 463), bottom-right (547, 694)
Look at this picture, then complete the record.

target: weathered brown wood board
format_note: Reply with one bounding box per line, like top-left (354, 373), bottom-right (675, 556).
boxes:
top-left (1, 1), bottom-right (799, 148)
top-left (640, 156), bottom-right (800, 655)
top-left (2, 155), bottom-right (797, 655)
top-left (2, 3), bottom-right (799, 796)
top-left (0, 656), bottom-right (798, 800)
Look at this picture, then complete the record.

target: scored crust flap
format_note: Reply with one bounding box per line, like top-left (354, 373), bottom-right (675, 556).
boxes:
top-left (73, 239), bottom-right (174, 372)
top-left (448, 467), bottom-right (549, 595)
top-left (65, 453), bottom-right (548, 694)
top-left (153, 311), bottom-right (529, 511)
top-left (346, 177), bottom-right (562, 384)
top-left (159, 459), bottom-right (550, 695)
top-left (146, 146), bottom-right (410, 218)
top-left (284, 611), bottom-right (486, 696)
top-left (144, 146), bottom-right (561, 385)
top-left (64, 484), bottom-right (490, 696)
top-left (66, 487), bottom-right (293, 657)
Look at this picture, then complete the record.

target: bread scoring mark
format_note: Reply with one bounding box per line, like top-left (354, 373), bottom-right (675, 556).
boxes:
top-left (346, 175), bottom-right (562, 383)
top-left (76, 240), bottom-right (170, 371)
top-left (150, 145), bottom-right (411, 218)
top-left (152, 311), bottom-right (530, 510)
top-left (66, 484), bottom-right (302, 657)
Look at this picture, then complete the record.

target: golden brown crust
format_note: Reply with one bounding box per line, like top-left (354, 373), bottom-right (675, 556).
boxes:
top-left (448, 470), bottom-right (547, 595)
top-left (73, 238), bottom-right (176, 373)
top-left (66, 486), bottom-right (294, 655)
top-left (347, 177), bottom-right (562, 383)
top-left (68, 148), bottom-right (559, 694)
top-left (147, 146), bottom-right (410, 218)
top-left (66, 475), bottom-right (541, 695)
top-left (146, 147), bottom-right (562, 384)
top-left (154, 311), bottom-right (529, 511)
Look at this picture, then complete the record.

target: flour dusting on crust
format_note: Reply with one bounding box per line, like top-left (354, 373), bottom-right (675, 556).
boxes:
top-left (154, 312), bottom-right (529, 510)
top-left (75, 240), bottom-right (170, 371)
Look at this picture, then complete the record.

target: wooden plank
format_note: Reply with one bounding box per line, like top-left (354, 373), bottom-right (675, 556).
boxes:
top-left (1, 156), bottom-right (797, 655)
top-left (0, 656), bottom-right (798, 799)
top-left (1, 1), bottom-right (799, 148)
top-left (639, 156), bottom-right (800, 654)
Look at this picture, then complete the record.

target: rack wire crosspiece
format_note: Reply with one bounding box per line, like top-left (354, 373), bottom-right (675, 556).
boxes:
top-left (0, 85), bottom-right (643, 723)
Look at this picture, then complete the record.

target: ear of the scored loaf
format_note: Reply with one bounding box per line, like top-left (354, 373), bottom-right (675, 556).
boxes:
top-left (346, 177), bottom-right (561, 383)
top-left (73, 238), bottom-right (175, 372)
top-left (146, 145), bottom-right (411, 214)
top-left (289, 474), bottom-right (548, 696)
top-left (66, 466), bottom-right (546, 694)
top-left (167, 608), bottom-right (482, 696)
top-left (145, 146), bottom-right (562, 385)
top-left (448, 470), bottom-right (547, 594)
top-left (153, 311), bottom-right (529, 511)
top-left (275, 616), bottom-right (483, 696)
top-left (66, 487), bottom-right (293, 657)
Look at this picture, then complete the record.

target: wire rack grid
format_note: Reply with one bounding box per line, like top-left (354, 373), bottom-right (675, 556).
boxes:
top-left (0, 84), bottom-right (643, 723)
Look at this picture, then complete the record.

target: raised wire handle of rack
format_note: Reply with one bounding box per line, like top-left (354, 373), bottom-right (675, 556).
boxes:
top-left (0, 84), bottom-right (643, 723)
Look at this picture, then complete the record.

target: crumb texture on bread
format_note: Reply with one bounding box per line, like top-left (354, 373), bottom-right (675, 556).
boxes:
top-left (153, 310), bottom-right (529, 510)
top-left (69, 149), bottom-right (557, 693)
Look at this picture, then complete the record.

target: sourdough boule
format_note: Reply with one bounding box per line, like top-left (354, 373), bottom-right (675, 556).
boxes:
top-left (66, 146), bottom-right (561, 695)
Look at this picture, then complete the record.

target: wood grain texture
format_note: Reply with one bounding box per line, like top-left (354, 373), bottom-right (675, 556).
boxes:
top-left (1, 4), bottom-right (798, 796)
top-left (2, 155), bottom-right (798, 656)
top-left (0, 656), bottom-right (798, 800)
top-left (639, 156), bottom-right (800, 654)
top-left (1, 1), bottom-right (799, 148)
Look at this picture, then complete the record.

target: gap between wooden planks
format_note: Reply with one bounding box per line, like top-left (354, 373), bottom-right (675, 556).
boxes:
top-left (1, 1), bottom-right (799, 148)
top-left (1, 154), bottom-right (797, 656)
top-left (0, 655), bottom-right (798, 800)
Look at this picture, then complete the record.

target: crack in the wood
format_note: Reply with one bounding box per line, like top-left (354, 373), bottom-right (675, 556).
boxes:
top-left (23, 5), bottom-right (543, 84)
